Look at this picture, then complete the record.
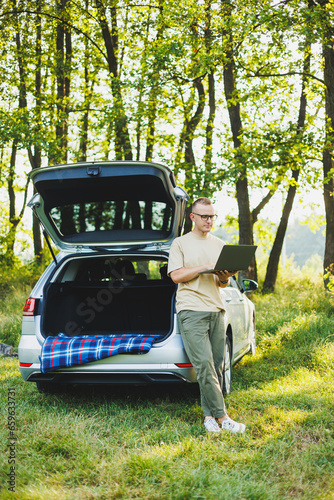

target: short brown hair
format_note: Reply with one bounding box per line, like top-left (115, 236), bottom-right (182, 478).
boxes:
top-left (192, 197), bottom-right (212, 212)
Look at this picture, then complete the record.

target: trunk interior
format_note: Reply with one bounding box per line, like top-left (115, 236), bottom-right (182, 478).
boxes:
top-left (41, 256), bottom-right (176, 339)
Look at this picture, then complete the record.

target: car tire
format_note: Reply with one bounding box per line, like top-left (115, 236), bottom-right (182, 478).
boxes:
top-left (249, 316), bottom-right (256, 356)
top-left (35, 381), bottom-right (63, 394)
top-left (223, 335), bottom-right (232, 396)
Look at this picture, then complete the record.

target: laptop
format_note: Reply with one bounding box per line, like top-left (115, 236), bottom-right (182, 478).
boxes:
top-left (199, 244), bottom-right (257, 273)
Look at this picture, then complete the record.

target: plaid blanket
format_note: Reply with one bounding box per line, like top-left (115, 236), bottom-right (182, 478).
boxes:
top-left (40, 333), bottom-right (162, 373)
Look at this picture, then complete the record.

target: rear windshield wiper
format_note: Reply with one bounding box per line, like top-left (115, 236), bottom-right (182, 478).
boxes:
top-left (89, 244), bottom-right (147, 252)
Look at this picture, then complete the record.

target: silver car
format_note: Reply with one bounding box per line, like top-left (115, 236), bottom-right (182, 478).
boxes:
top-left (18, 161), bottom-right (257, 394)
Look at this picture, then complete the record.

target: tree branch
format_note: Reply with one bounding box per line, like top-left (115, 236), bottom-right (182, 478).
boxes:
top-left (252, 186), bottom-right (280, 224)
top-left (18, 175), bottom-right (31, 222)
top-left (0, 10), bottom-right (108, 63)
top-left (246, 70), bottom-right (325, 86)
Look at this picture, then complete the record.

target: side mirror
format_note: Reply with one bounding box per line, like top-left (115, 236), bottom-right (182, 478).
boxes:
top-left (242, 279), bottom-right (258, 293)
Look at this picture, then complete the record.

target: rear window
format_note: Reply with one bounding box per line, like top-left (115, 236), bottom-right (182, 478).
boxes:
top-left (57, 257), bottom-right (169, 283)
top-left (49, 200), bottom-right (173, 236)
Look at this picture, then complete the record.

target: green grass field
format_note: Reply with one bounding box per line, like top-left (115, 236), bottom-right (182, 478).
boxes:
top-left (0, 274), bottom-right (334, 499)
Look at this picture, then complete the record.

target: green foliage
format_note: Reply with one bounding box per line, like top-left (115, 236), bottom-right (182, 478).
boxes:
top-left (0, 0), bottom-right (332, 287)
top-left (0, 0), bottom-right (326, 190)
top-left (1, 275), bottom-right (334, 498)
top-left (0, 258), bottom-right (44, 294)
top-left (0, 258), bottom-right (49, 348)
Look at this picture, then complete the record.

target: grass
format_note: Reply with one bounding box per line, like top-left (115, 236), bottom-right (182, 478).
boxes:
top-left (0, 286), bottom-right (30, 349)
top-left (0, 275), bottom-right (334, 499)
top-left (0, 260), bottom-right (44, 349)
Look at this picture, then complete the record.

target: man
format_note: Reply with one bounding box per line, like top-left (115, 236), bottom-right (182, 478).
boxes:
top-left (168, 197), bottom-right (246, 434)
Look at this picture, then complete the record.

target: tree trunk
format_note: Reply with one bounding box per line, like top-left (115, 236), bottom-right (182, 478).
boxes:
top-left (145, 4), bottom-right (164, 162)
top-left (96, 0), bottom-right (133, 160)
top-left (221, 0), bottom-right (254, 280)
top-left (6, 141), bottom-right (19, 258)
top-left (77, 0), bottom-right (93, 164)
top-left (54, 0), bottom-right (73, 232)
top-left (55, 0), bottom-right (65, 162)
top-left (202, 1), bottom-right (215, 194)
top-left (31, 1), bottom-right (43, 261)
top-left (183, 206), bottom-right (193, 235)
top-left (263, 170), bottom-right (299, 292)
top-left (263, 47), bottom-right (311, 292)
top-left (5, 11), bottom-right (31, 260)
top-left (54, 0), bottom-right (71, 164)
top-left (182, 78), bottom-right (205, 234)
top-left (322, 18), bottom-right (334, 289)
top-left (203, 71), bottom-right (215, 193)
top-left (145, 80), bottom-right (158, 162)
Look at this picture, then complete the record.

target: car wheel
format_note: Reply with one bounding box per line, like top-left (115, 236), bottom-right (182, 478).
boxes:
top-left (249, 316), bottom-right (256, 356)
top-left (35, 381), bottom-right (63, 394)
top-left (223, 335), bottom-right (232, 395)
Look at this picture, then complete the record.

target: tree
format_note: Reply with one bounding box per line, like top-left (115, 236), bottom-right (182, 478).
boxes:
top-left (0, 0), bottom-right (31, 260)
top-left (53, 0), bottom-right (72, 164)
top-left (317, 0), bottom-right (334, 289)
top-left (219, 0), bottom-right (284, 280)
top-left (95, 0), bottom-right (133, 160)
top-left (29, 0), bottom-right (43, 261)
top-left (0, 0), bottom-right (329, 276)
top-left (263, 41), bottom-right (311, 291)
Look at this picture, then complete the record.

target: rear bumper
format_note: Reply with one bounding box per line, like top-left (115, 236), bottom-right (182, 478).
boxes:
top-left (24, 369), bottom-right (196, 385)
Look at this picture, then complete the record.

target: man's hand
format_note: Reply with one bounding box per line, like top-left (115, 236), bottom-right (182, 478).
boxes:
top-left (214, 270), bottom-right (238, 287)
top-left (214, 270), bottom-right (238, 281)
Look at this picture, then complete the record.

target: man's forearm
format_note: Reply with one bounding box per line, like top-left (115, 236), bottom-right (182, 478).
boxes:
top-left (170, 265), bottom-right (213, 284)
top-left (170, 266), bottom-right (236, 285)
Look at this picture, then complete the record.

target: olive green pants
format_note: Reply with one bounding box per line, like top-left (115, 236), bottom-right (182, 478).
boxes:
top-left (178, 310), bottom-right (227, 419)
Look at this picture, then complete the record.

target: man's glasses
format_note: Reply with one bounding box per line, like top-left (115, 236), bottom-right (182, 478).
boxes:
top-left (192, 213), bottom-right (218, 221)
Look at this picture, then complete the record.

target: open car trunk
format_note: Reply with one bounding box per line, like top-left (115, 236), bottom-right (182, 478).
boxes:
top-left (41, 256), bottom-right (176, 339)
top-left (29, 161), bottom-right (188, 253)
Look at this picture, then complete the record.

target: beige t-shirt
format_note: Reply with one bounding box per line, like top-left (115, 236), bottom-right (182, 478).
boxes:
top-left (168, 231), bottom-right (225, 313)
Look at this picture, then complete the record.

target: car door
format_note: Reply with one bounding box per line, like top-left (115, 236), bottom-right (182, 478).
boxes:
top-left (221, 277), bottom-right (248, 357)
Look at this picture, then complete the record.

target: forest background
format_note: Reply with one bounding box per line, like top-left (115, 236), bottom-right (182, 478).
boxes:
top-left (0, 0), bottom-right (334, 292)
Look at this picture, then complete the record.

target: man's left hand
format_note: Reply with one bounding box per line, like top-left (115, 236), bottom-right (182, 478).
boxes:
top-left (214, 270), bottom-right (238, 281)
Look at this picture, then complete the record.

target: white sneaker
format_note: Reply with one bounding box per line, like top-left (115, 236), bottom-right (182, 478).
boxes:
top-left (220, 416), bottom-right (246, 433)
top-left (204, 418), bottom-right (221, 433)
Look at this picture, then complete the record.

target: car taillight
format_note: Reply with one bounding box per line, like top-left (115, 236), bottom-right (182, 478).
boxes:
top-left (175, 363), bottom-right (193, 368)
top-left (23, 298), bottom-right (36, 316)
top-left (20, 362), bottom-right (33, 367)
